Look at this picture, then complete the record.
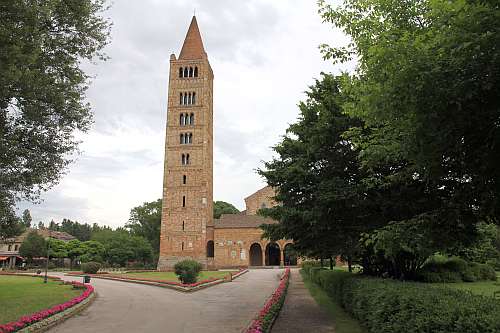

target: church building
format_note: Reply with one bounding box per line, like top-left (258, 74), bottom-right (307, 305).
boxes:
top-left (157, 17), bottom-right (295, 270)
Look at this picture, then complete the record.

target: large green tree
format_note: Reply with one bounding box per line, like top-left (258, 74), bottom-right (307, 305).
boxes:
top-left (19, 231), bottom-right (46, 263)
top-left (0, 0), bottom-right (111, 237)
top-left (318, 0), bottom-right (500, 237)
top-left (258, 74), bottom-right (381, 270)
top-left (125, 199), bottom-right (161, 255)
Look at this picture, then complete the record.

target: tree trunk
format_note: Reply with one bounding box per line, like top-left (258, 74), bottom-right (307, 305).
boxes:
top-left (320, 256), bottom-right (324, 268)
top-left (329, 257), bottom-right (333, 270)
top-left (348, 256), bottom-right (353, 273)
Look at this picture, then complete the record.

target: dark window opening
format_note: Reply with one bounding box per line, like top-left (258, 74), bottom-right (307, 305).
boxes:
top-left (182, 221), bottom-right (185, 231)
top-left (207, 241), bottom-right (214, 257)
top-left (183, 93), bottom-right (187, 105)
top-left (183, 175), bottom-right (187, 184)
top-left (182, 196), bottom-right (186, 207)
top-left (180, 134), bottom-right (184, 144)
top-left (182, 242), bottom-right (184, 251)
top-left (194, 67), bottom-right (198, 77)
top-left (192, 92), bottom-right (196, 104)
top-left (189, 67), bottom-right (193, 77)
top-left (190, 113), bottom-right (194, 125)
top-left (186, 154), bottom-right (190, 164)
top-left (179, 67), bottom-right (183, 78)
top-left (184, 67), bottom-right (188, 77)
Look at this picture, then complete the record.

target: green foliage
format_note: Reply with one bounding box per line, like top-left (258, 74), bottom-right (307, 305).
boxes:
top-left (0, 1), bottom-right (111, 229)
top-left (125, 199), bottom-right (162, 255)
top-left (213, 201), bottom-right (239, 219)
top-left (174, 259), bottom-right (202, 284)
top-left (309, 270), bottom-right (500, 333)
top-left (460, 223), bottom-right (500, 270)
top-left (22, 210), bottom-right (32, 228)
top-left (419, 256), bottom-right (497, 283)
top-left (79, 240), bottom-right (105, 263)
top-left (47, 238), bottom-right (67, 259)
top-left (301, 260), bottom-right (322, 275)
top-left (81, 261), bottom-right (101, 274)
top-left (19, 231), bottom-right (46, 262)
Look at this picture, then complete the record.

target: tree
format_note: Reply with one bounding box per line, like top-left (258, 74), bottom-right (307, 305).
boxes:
top-left (0, 0), bottom-right (111, 232)
top-left (22, 209), bottom-right (32, 228)
top-left (47, 238), bottom-right (68, 259)
top-left (258, 74), bottom-right (381, 271)
top-left (125, 199), bottom-right (161, 255)
top-left (59, 219), bottom-right (92, 241)
top-left (37, 221), bottom-right (45, 230)
top-left (80, 240), bottom-right (105, 263)
top-left (318, 0), bottom-right (500, 237)
top-left (213, 201), bottom-right (239, 219)
top-left (66, 239), bottom-right (85, 267)
top-left (19, 231), bottom-right (46, 263)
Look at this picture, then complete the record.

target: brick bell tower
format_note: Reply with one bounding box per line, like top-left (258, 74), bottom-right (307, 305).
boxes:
top-left (158, 16), bottom-right (213, 270)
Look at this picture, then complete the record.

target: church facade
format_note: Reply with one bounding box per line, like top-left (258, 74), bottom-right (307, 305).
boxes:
top-left (157, 17), bottom-right (294, 270)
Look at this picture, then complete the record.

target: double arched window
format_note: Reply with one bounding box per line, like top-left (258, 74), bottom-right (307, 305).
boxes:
top-left (179, 113), bottom-right (194, 126)
top-left (181, 153), bottom-right (190, 165)
top-left (179, 92), bottom-right (196, 106)
top-left (178, 66), bottom-right (199, 78)
top-left (179, 133), bottom-right (193, 144)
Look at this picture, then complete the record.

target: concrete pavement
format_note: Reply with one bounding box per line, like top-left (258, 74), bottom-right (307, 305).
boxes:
top-left (49, 269), bottom-right (283, 333)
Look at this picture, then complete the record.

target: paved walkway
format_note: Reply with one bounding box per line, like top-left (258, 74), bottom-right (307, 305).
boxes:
top-left (48, 269), bottom-right (283, 333)
top-left (272, 269), bottom-right (335, 333)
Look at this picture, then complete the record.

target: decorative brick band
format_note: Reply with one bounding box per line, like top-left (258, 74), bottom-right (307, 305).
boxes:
top-left (0, 273), bottom-right (95, 333)
top-left (246, 268), bottom-right (291, 333)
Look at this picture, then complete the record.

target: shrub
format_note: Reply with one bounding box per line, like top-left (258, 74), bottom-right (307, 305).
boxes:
top-left (81, 261), bottom-right (101, 274)
top-left (308, 270), bottom-right (500, 333)
top-left (301, 260), bottom-right (321, 274)
top-left (419, 256), bottom-right (497, 282)
top-left (174, 259), bottom-right (202, 284)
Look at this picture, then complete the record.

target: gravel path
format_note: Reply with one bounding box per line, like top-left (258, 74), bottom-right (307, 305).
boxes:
top-left (48, 269), bottom-right (283, 333)
top-left (272, 269), bottom-right (335, 333)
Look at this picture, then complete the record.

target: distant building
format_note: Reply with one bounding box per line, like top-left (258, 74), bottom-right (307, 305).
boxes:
top-left (156, 15), bottom-right (295, 270)
top-left (0, 228), bottom-right (75, 269)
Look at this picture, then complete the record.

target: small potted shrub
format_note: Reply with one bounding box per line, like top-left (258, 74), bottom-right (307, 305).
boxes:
top-left (174, 259), bottom-right (202, 284)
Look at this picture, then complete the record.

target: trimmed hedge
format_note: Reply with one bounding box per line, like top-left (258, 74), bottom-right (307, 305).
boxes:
top-left (306, 269), bottom-right (500, 333)
top-left (174, 259), bottom-right (202, 284)
top-left (81, 261), bottom-right (101, 274)
top-left (419, 257), bottom-right (497, 283)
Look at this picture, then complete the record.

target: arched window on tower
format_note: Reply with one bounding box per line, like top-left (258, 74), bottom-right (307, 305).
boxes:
top-left (186, 154), bottom-right (190, 165)
top-left (183, 93), bottom-right (187, 105)
top-left (184, 67), bottom-right (188, 77)
top-left (188, 93), bottom-right (192, 105)
top-left (180, 133), bottom-right (184, 144)
top-left (182, 242), bottom-right (184, 251)
top-left (179, 93), bottom-right (183, 105)
top-left (182, 221), bottom-right (185, 231)
top-left (179, 67), bottom-right (183, 78)
top-left (194, 67), bottom-right (198, 77)
top-left (182, 195), bottom-right (186, 207)
top-left (181, 154), bottom-right (186, 165)
top-left (190, 113), bottom-right (194, 125)
top-left (183, 175), bottom-right (187, 184)
top-left (180, 114), bottom-right (184, 126)
top-left (189, 67), bottom-right (193, 77)
top-left (192, 92), bottom-right (196, 104)
top-left (188, 133), bottom-right (192, 144)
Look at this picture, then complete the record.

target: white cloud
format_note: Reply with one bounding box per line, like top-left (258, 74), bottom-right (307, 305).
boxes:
top-left (18, 0), bottom-right (355, 227)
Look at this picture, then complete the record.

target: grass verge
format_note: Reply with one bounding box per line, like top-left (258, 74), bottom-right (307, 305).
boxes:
top-left (300, 270), bottom-right (366, 333)
top-left (441, 271), bottom-right (500, 297)
top-left (0, 275), bottom-right (81, 324)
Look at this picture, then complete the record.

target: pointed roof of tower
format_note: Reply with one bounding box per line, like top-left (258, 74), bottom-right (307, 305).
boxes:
top-left (179, 16), bottom-right (207, 60)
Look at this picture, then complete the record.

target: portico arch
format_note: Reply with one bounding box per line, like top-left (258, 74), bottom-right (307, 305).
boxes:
top-left (265, 242), bottom-right (281, 266)
top-left (249, 243), bottom-right (263, 266)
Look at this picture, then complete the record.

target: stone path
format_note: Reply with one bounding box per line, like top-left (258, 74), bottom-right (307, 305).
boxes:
top-left (48, 269), bottom-right (283, 333)
top-left (272, 269), bottom-right (335, 333)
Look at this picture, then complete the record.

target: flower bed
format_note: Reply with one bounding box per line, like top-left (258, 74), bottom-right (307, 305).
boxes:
top-left (0, 274), bottom-right (94, 333)
top-left (247, 268), bottom-right (291, 333)
top-left (66, 268), bottom-right (249, 292)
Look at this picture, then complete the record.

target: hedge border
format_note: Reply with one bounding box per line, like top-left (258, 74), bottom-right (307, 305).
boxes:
top-left (0, 273), bottom-right (95, 333)
top-left (64, 268), bottom-right (249, 292)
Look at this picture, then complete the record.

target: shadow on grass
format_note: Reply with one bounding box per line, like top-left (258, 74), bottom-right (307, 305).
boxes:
top-left (300, 270), bottom-right (366, 333)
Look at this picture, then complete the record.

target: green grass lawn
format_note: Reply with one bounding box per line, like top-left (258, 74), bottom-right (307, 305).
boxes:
top-left (0, 276), bottom-right (81, 324)
top-left (440, 271), bottom-right (500, 297)
top-left (300, 270), bottom-right (366, 333)
top-left (121, 270), bottom-right (235, 282)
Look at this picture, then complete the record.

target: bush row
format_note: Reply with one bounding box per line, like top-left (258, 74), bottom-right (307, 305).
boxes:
top-left (419, 256), bottom-right (497, 283)
top-left (305, 268), bottom-right (500, 333)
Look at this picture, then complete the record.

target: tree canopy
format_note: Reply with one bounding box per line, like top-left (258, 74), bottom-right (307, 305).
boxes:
top-left (213, 201), bottom-right (239, 219)
top-left (0, 0), bottom-right (111, 237)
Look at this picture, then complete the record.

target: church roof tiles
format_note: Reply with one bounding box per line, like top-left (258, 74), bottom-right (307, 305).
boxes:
top-left (179, 16), bottom-right (207, 60)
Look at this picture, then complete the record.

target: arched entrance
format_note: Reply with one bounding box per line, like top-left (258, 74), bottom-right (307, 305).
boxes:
top-left (265, 242), bottom-right (281, 266)
top-left (284, 243), bottom-right (297, 266)
top-left (206, 240), bottom-right (214, 258)
top-left (249, 243), bottom-right (263, 266)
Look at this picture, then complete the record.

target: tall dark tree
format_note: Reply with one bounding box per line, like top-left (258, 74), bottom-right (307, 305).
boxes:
top-left (19, 231), bottom-right (46, 263)
top-left (258, 74), bottom-right (380, 270)
top-left (22, 209), bottom-right (32, 228)
top-left (0, 0), bottom-right (111, 235)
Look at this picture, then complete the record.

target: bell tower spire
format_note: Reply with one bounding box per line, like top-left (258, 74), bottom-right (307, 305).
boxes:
top-left (158, 16), bottom-right (214, 270)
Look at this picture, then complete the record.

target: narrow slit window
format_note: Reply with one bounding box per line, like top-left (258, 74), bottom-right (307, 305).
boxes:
top-left (181, 154), bottom-right (186, 165)
top-left (180, 93), bottom-right (183, 105)
top-left (183, 175), bottom-right (186, 184)
top-left (192, 92), bottom-right (196, 105)
top-left (182, 242), bottom-right (184, 251)
top-left (182, 196), bottom-right (186, 207)
top-left (194, 67), bottom-right (198, 77)
top-left (182, 221), bottom-right (185, 231)
top-left (190, 113), bottom-right (194, 125)
top-left (189, 133), bottom-right (192, 144)
top-left (186, 154), bottom-right (190, 165)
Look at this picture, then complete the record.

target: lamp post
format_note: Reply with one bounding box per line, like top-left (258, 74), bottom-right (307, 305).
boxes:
top-left (44, 228), bottom-right (50, 283)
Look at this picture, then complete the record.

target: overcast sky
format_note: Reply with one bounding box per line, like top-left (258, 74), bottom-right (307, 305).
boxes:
top-left (19, 0), bottom-right (353, 228)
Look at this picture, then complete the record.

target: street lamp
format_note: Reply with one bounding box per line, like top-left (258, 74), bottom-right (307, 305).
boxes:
top-left (44, 228), bottom-right (50, 283)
